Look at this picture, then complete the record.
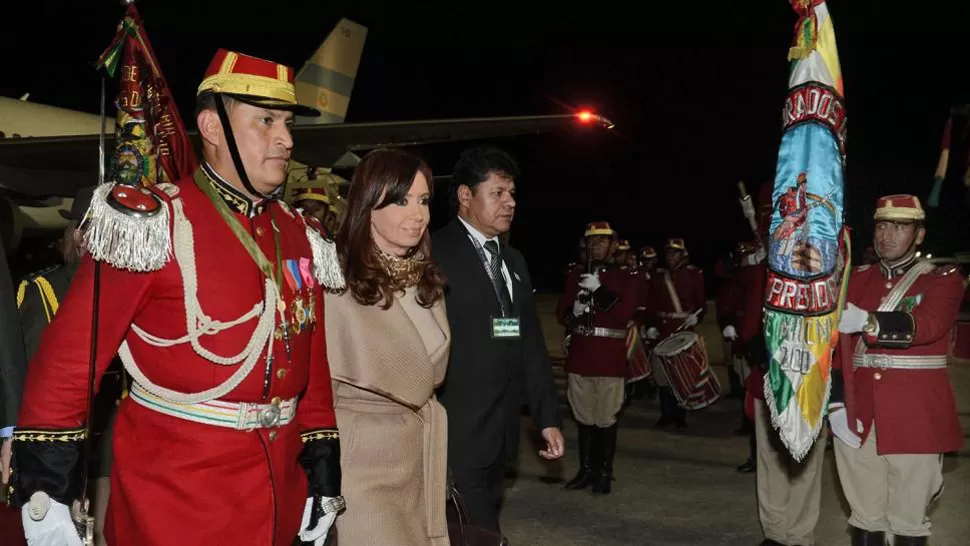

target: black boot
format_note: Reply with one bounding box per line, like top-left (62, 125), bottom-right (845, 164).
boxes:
top-left (564, 425), bottom-right (597, 490)
top-left (655, 388), bottom-right (676, 427)
top-left (892, 536), bottom-right (927, 546)
top-left (675, 404), bottom-right (688, 428)
top-left (850, 526), bottom-right (886, 546)
top-left (591, 424), bottom-right (617, 495)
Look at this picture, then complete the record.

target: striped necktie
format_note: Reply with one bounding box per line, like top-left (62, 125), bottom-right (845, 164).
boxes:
top-left (483, 239), bottom-right (512, 316)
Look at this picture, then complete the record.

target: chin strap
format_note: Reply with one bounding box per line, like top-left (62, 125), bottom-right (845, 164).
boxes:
top-left (214, 94), bottom-right (272, 201)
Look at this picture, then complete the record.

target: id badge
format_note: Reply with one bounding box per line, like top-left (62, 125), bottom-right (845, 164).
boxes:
top-left (491, 317), bottom-right (521, 339)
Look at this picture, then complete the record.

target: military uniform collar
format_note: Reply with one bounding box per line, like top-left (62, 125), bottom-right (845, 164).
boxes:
top-left (201, 163), bottom-right (271, 218)
top-left (879, 253), bottom-right (919, 280)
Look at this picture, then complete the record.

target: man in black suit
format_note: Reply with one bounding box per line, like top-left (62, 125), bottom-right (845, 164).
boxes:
top-left (433, 146), bottom-right (564, 533)
top-left (0, 235), bottom-right (27, 494)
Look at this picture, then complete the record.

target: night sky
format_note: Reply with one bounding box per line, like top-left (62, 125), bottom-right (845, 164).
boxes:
top-left (4, 0), bottom-right (970, 291)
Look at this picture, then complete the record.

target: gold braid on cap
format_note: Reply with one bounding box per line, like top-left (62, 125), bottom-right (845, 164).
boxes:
top-left (375, 248), bottom-right (426, 290)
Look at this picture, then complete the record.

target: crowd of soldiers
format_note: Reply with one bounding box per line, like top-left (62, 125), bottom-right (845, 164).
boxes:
top-left (555, 189), bottom-right (966, 546)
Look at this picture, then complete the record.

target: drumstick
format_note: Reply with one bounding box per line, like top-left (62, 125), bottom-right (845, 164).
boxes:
top-left (673, 309), bottom-right (703, 333)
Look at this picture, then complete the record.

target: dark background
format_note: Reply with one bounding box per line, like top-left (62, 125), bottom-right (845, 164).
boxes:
top-left (3, 0), bottom-right (970, 292)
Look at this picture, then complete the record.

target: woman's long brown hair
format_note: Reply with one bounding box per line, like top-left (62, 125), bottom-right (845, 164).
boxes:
top-left (335, 148), bottom-right (445, 309)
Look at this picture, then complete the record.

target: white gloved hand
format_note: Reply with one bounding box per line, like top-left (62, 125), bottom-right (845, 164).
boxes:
top-left (578, 273), bottom-right (601, 292)
top-left (572, 300), bottom-right (588, 317)
top-left (299, 497), bottom-right (339, 546)
top-left (722, 325), bottom-right (738, 340)
top-left (21, 492), bottom-right (84, 546)
top-left (828, 405), bottom-right (863, 449)
top-left (684, 314), bottom-right (699, 328)
top-left (646, 327), bottom-right (660, 340)
top-left (838, 303), bottom-right (869, 334)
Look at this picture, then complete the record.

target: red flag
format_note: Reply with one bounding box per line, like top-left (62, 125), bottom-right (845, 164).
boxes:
top-left (98, 4), bottom-right (198, 186)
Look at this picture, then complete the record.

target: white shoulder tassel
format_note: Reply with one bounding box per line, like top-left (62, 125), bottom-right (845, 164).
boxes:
top-left (305, 224), bottom-right (345, 291)
top-left (83, 183), bottom-right (173, 273)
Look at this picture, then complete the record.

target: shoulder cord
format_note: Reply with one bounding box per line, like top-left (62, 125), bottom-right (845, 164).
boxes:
top-left (118, 197), bottom-right (280, 404)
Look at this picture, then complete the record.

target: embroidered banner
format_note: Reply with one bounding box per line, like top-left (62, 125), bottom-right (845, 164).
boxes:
top-left (763, 0), bottom-right (850, 461)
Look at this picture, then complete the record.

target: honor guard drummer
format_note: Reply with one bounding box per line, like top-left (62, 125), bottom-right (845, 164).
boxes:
top-left (830, 195), bottom-right (964, 546)
top-left (557, 222), bottom-right (645, 494)
top-left (643, 238), bottom-right (706, 428)
top-left (10, 50), bottom-right (346, 546)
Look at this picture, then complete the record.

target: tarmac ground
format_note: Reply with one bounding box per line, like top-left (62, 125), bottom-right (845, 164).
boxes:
top-left (494, 295), bottom-right (970, 546)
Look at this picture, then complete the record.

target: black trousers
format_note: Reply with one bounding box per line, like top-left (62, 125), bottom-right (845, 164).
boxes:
top-left (452, 454), bottom-right (507, 533)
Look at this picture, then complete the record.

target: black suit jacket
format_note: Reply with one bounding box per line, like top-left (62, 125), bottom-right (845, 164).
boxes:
top-left (0, 239), bottom-right (27, 430)
top-left (433, 219), bottom-right (562, 469)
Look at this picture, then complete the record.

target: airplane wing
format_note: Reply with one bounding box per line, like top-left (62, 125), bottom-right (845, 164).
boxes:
top-left (0, 112), bottom-right (614, 198)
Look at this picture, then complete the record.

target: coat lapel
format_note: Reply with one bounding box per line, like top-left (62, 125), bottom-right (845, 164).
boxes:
top-left (446, 220), bottom-right (503, 314)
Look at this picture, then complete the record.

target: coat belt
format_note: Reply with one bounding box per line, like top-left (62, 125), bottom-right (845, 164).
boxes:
top-left (852, 354), bottom-right (947, 370)
top-left (573, 325), bottom-right (626, 339)
top-left (334, 392), bottom-right (448, 539)
top-left (129, 381), bottom-right (298, 430)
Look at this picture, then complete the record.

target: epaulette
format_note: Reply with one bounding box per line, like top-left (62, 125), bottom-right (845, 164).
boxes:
top-left (933, 263), bottom-right (959, 276)
top-left (686, 264), bottom-right (702, 273)
top-left (294, 208), bottom-right (345, 292)
top-left (854, 264), bottom-right (872, 272)
top-left (83, 183), bottom-right (175, 273)
top-left (20, 264), bottom-right (60, 283)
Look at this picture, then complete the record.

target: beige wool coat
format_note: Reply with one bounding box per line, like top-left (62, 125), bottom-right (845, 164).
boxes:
top-left (325, 286), bottom-right (452, 546)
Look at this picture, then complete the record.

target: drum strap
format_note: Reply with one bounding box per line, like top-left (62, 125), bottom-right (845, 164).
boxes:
top-left (663, 271), bottom-right (684, 314)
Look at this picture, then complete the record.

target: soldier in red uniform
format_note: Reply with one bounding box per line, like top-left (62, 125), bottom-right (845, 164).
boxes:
top-left (557, 222), bottom-right (644, 495)
top-left (715, 248), bottom-right (745, 399)
top-left (638, 246), bottom-right (658, 281)
top-left (289, 177), bottom-right (337, 238)
top-left (10, 50), bottom-right (345, 546)
top-left (613, 239), bottom-right (632, 270)
top-left (643, 238), bottom-right (706, 427)
top-left (830, 195), bottom-right (964, 546)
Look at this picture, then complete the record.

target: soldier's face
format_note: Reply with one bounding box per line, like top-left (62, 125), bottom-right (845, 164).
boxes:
top-left (458, 172), bottom-right (516, 238)
top-left (614, 250), bottom-right (629, 264)
top-left (874, 221), bottom-right (924, 262)
top-left (224, 103), bottom-right (294, 195)
top-left (296, 199), bottom-right (329, 225)
top-left (371, 171), bottom-right (431, 257)
top-left (587, 236), bottom-right (611, 261)
top-left (666, 248), bottom-right (685, 268)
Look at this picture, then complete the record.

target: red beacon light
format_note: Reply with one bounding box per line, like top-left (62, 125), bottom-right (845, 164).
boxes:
top-left (574, 110), bottom-right (614, 129)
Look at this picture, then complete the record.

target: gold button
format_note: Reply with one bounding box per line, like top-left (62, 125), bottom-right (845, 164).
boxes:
top-left (276, 368), bottom-right (287, 379)
top-left (268, 431), bottom-right (277, 441)
top-left (271, 396), bottom-right (282, 406)
top-left (874, 372), bottom-right (882, 380)
top-left (256, 226), bottom-right (265, 237)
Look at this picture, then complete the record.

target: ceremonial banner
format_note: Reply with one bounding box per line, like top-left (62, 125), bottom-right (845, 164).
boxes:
top-left (763, 0), bottom-right (850, 461)
top-left (97, 3), bottom-right (198, 187)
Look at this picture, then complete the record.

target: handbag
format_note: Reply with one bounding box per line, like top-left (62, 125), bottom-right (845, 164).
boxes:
top-left (446, 485), bottom-right (509, 546)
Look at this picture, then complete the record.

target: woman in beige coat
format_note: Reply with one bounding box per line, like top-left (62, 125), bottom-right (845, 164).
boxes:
top-left (325, 148), bottom-right (451, 545)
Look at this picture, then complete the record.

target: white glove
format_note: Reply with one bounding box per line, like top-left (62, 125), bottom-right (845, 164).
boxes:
top-left (578, 273), bottom-right (601, 292)
top-left (722, 325), bottom-right (738, 340)
top-left (828, 405), bottom-right (863, 449)
top-left (684, 314), bottom-right (698, 328)
top-left (838, 303), bottom-right (869, 334)
top-left (21, 492), bottom-right (84, 546)
top-left (299, 497), bottom-right (339, 546)
top-left (646, 327), bottom-right (659, 340)
top-left (572, 300), bottom-right (588, 317)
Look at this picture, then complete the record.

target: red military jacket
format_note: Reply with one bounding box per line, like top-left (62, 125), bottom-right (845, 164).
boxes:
top-left (12, 168), bottom-right (340, 546)
top-left (644, 265), bottom-right (706, 339)
top-left (557, 263), bottom-right (645, 377)
top-left (832, 258), bottom-right (965, 455)
top-left (737, 263), bottom-right (768, 400)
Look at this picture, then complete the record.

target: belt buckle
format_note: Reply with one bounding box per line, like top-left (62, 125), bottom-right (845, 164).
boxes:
top-left (259, 404), bottom-right (282, 427)
top-left (871, 354), bottom-right (891, 370)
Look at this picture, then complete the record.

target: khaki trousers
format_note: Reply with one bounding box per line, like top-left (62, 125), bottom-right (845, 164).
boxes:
top-left (566, 374), bottom-right (625, 427)
top-left (755, 400), bottom-right (826, 546)
top-left (833, 427), bottom-right (944, 537)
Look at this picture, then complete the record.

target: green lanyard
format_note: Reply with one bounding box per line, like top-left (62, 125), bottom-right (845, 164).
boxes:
top-left (193, 169), bottom-right (286, 306)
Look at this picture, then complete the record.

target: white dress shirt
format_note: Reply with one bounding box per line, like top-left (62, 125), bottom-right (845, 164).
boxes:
top-left (458, 215), bottom-right (514, 303)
